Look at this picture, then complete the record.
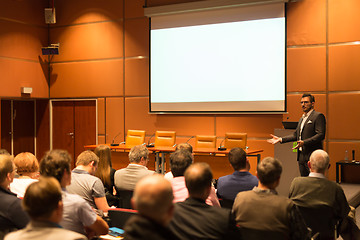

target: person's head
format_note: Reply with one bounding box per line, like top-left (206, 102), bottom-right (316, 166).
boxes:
top-left (76, 150), bottom-right (99, 175)
top-left (228, 147), bottom-right (248, 171)
top-left (128, 145), bottom-right (149, 165)
top-left (301, 93), bottom-right (315, 113)
top-left (132, 174), bottom-right (174, 226)
top-left (0, 154), bottom-right (15, 188)
top-left (94, 145), bottom-right (112, 186)
top-left (309, 150), bottom-right (330, 174)
top-left (170, 149), bottom-right (193, 177)
top-left (184, 162), bottom-right (213, 200)
top-left (175, 143), bottom-right (193, 154)
top-left (23, 177), bottom-right (63, 222)
top-left (14, 152), bottom-right (39, 178)
top-left (256, 157), bottom-right (282, 189)
top-left (40, 150), bottom-right (72, 187)
top-left (0, 149), bottom-right (10, 155)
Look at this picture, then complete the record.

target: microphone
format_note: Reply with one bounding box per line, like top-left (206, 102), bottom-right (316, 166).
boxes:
top-left (218, 137), bottom-right (227, 151)
top-left (186, 136), bottom-right (195, 143)
top-left (110, 132), bottom-right (122, 146)
top-left (146, 133), bottom-right (155, 148)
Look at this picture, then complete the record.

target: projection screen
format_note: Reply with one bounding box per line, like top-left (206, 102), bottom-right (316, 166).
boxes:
top-left (150, 3), bottom-right (286, 113)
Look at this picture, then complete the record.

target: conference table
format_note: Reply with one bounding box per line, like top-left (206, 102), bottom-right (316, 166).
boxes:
top-left (85, 144), bottom-right (263, 174)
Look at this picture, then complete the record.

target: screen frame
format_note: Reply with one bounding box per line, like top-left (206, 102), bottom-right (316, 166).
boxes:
top-left (148, 3), bottom-right (287, 114)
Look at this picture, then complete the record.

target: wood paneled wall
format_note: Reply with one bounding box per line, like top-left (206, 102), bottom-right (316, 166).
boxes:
top-left (1, 0), bottom-right (360, 180)
top-left (0, 0), bottom-right (49, 98)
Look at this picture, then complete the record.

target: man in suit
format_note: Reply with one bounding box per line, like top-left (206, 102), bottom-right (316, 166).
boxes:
top-left (217, 147), bottom-right (258, 202)
top-left (0, 154), bottom-right (29, 238)
top-left (289, 150), bottom-right (354, 239)
top-left (268, 93), bottom-right (326, 176)
top-left (114, 145), bottom-right (154, 191)
top-left (123, 174), bottom-right (180, 240)
top-left (5, 177), bottom-right (87, 240)
top-left (168, 162), bottom-right (241, 239)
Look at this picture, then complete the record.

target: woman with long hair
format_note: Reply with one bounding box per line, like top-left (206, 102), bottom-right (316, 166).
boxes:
top-left (94, 145), bottom-right (118, 207)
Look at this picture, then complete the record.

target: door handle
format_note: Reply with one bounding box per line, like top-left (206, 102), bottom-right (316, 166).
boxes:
top-left (67, 132), bottom-right (74, 138)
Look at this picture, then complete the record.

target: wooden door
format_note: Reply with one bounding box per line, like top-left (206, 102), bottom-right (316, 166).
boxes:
top-left (1, 100), bottom-right (35, 155)
top-left (13, 101), bottom-right (34, 155)
top-left (52, 100), bottom-right (96, 167)
top-left (1, 100), bottom-right (11, 153)
top-left (52, 101), bottom-right (75, 160)
top-left (74, 101), bottom-right (96, 161)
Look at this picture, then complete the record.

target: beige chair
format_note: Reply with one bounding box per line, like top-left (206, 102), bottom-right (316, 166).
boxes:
top-left (125, 130), bottom-right (146, 148)
top-left (224, 133), bottom-right (247, 150)
top-left (154, 131), bottom-right (176, 147)
top-left (195, 135), bottom-right (217, 149)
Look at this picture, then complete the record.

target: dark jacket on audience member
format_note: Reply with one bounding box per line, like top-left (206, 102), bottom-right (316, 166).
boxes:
top-left (168, 197), bottom-right (241, 240)
top-left (124, 215), bottom-right (180, 240)
top-left (0, 187), bottom-right (30, 238)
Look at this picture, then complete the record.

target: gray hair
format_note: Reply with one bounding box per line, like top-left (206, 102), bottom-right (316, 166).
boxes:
top-left (257, 157), bottom-right (282, 186)
top-left (129, 145), bottom-right (149, 163)
top-left (309, 150), bottom-right (329, 173)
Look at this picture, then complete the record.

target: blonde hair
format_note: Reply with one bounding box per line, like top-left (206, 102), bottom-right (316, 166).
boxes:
top-left (94, 145), bottom-right (112, 186)
top-left (14, 152), bottom-right (39, 175)
top-left (76, 150), bottom-right (99, 166)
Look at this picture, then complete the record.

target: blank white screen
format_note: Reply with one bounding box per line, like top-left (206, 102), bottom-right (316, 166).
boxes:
top-left (150, 3), bottom-right (285, 112)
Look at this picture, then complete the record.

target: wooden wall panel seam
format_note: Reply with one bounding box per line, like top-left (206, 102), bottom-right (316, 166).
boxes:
top-left (0, 56), bottom-right (41, 63)
top-left (0, 17), bottom-right (47, 28)
top-left (50, 56), bottom-right (148, 64)
top-left (48, 19), bottom-right (124, 28)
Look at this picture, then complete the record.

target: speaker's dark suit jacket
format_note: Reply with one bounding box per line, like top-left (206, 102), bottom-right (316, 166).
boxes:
top-left (282, 110), bottom-right (326, 165)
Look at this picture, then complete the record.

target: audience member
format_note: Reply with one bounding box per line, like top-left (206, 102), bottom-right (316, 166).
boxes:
top-left (232, 157), bottom-right (309, 240)
top-left (217, 147), bottom-right (258, 201)
top-left (10, 152), bottom-right (39, 198)
top-left (170, 150), bottom-right (220, 206)
top-left (169, 163), bottom-right (241, 239)
top-left (114, 145), bottom-right (154, 191)
top-left (123, 175), bottom-right (180, 240)
top-left (4, 177), bottom-right (87, 240)
top-left (0, 154), bottom-right (29, 239)
top-left (94, 145), bottom-right (118, 207)
top-left (164, 143), bottom-right (193, 180)
top-left (67, 150), bottom-right (109, 216)
top-left (40, 150), bottom-right (108, 237)
top-left (289, 150), bottom-right (355, 239)
top-left (0, 149), bottom-right (10, 155)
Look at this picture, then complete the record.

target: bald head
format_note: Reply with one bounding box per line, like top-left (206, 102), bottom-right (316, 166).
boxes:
top-left (132, 174), bottom-right (174, 225)
top-left (184, 162), bottom-right (213, 199)
top-left (309, 150), bottom-right (330, 174)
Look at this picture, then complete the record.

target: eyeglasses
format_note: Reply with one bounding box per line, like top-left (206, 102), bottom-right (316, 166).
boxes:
top-left (300, 101), bottom-right (310, 104)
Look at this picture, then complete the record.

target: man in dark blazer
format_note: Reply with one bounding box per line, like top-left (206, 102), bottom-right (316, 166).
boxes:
top-left (168, 163), bottom-right (241, 240)
top-left (268, 93), bottom-right (326, 176)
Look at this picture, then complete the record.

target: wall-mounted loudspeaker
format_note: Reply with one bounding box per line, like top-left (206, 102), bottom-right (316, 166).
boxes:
top-left (45, 8), bottom-right (56, 24)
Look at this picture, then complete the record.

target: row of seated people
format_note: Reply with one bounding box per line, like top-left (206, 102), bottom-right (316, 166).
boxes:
top-left (0, 144), bottom-right (359, 240)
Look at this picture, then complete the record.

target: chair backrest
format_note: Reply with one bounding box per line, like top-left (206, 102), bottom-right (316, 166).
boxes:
top-left (224, 132), bottom-right (247, 149)
top-left (195, 135), bottom-right (217, 148)
top-left (219, 198), bottom-right (234, 209)
top-left (154, 131), bottom-right (176, 147)
top-left (108, 208), bottom-right (138, 229)
top-left (125, 130), bottom-right (146, 147)
top-left (297, 205), bottom-right (337, 240)
top-left (116, 189), bottom-right (134, 209)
